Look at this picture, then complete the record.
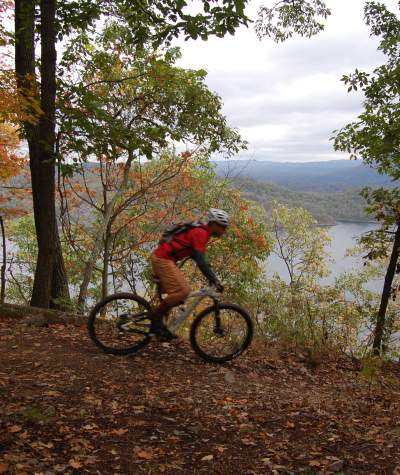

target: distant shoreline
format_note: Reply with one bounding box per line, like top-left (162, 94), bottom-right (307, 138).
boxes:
top-left (320, 219), bottom-right (376, 228)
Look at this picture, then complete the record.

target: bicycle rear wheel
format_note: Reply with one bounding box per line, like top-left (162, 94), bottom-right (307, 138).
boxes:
top-left (190, 304), bottom-right (253, 363)
top-left (88, 293), bottom-right (152, 355)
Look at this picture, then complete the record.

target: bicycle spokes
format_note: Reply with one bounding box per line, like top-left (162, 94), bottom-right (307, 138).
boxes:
top-left (91, 298), bottom-right (151, 351)
top-left (194, 308), bottom-right (250, 358)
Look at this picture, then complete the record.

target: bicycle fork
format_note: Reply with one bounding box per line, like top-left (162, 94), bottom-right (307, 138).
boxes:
top-left (212, 297), bottom-right (224, 336)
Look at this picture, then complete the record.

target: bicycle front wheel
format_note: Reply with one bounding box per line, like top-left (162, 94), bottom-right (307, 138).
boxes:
top-left (190, 304), bottom-right (253, 363)
top-left (88, 293), bottom-right (152, 355)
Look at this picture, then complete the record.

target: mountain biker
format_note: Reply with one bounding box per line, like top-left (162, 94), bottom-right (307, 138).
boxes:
top-left (149, 208), bottom-right (229, 340)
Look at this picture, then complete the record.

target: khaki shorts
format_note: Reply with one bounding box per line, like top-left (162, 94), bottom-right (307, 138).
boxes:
top-left (150, 254), bottom-right (191, 306)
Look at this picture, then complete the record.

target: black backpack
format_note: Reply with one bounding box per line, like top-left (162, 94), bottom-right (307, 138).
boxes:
top-left (159, 221), bottom-right (204, 245)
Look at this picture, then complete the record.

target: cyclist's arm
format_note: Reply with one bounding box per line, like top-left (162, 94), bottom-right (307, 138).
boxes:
top-left (192, 250), bottom-right (217, 284)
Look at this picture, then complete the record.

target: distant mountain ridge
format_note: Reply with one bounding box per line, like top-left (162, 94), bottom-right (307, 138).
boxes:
top-left (213, 160), bottom-right (393, 192)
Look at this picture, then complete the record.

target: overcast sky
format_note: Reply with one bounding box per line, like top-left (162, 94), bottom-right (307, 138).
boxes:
top-left (176, 0), bottom-right (398, 162)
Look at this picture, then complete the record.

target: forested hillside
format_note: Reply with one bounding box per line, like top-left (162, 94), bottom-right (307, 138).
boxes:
top-left (4, 164), bottom-right (372, 226)
top-left (231, 177), bottom-right (371, 225)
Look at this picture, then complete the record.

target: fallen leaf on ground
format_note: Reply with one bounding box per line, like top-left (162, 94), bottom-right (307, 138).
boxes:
top-left (111, 428), bottom-right (128, 435)
top-left (8, 425), bottom-right (22, 433)
top-left (241, 438), bottom-right (256, 446)
top-left (201, 455), bottom-right (214, 461)
top-left (44, 390), bottom-right (61, 397)
top-left (83, 424), bottom-right (98, 430)
top-left (0, 463), bottom-right (9, 474)
top-left (136, 449), bottom-right (154, 460)
top-left (69, 459), bottom-right (83, 469)
top-left (39, 441), bottom-right (54, 449)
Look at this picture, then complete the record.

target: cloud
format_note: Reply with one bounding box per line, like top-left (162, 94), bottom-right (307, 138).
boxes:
top-left (223, 78), bottom-right (362, 126)
top-left (176, 0), bottom-right (397, 162)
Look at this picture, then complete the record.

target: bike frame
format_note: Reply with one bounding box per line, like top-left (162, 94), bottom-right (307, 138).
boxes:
top-left (118, 287), bottom-right (220, 335)
top-left (167, 287), bottom-right (220, 333)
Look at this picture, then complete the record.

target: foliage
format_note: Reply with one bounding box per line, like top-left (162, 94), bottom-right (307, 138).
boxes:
top-left (56, 1), bottom-right (250, 47)
top-left (257, 203), bottom-right (383, 354)
top-left (0, 2), bottom-right (42, 126)
top-left (347, 239), bottom-right (400, 356)
top-left (58, 31), bottom-right (244, 167)
top-left (0, 4), bottom-right (33, 220)
top-left (334, 2), bottom-right (400, 175)
top-left (360, 354), bottom-right (384, 382)
top-left (270, 203), bottom-right (331, 286)
top-left (257, 200), bottom-right (400, 356)
top-left (333, 1), bottom-right (400, 352)
top-left (6, 215), bottom-right (36, 304)
top-left (0, 123), bottom-right (22, 181)
top-left (6, 213), bottom-right (97, 306)
top-left (0, 124), bottom-right (30, 219)
top-left (356, 187), bottom-right (400, 261)
top-left (256, 0), bottom-right (331, 42)
top-left (258, 275), bottom-right (371, 353)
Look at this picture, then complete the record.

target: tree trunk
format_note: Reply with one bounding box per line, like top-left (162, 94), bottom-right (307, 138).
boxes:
top-left (15, 0), bottom-right (69, 308)
top-left (14, 0), bottom-right (35, 136)
top-left (15, 0), bottom-right (51, 307)
top-left (373, 222), bottom-right (400, 353)
top-left (0, 216), bottom-right (6, 304)
top-left (50, 225), bottom-right (70, 309)
top-left (29, 148), bottom-right (56, 307)
top-left (101, 226), bottom-right (112, 300)
top-left (29, 0), bottom-right (58, 307)
top-left (15, 0), bottom-right (35, 87)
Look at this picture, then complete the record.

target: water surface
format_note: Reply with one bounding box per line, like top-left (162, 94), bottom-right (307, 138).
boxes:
top-left (266, 221), bottom-right (381, 290)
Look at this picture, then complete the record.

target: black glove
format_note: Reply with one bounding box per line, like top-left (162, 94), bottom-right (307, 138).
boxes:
top-left (214, 280), bottom-right (224, 293)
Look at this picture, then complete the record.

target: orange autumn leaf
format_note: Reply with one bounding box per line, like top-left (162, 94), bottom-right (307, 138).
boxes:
top-left (0, 463), bottom-right (9, 474)
top-left (135, 448), bottom-right (154, 460)
top-left (8, 424), bottom-right (22, 433)
top-left (0, 123), bottom-right (24, 180)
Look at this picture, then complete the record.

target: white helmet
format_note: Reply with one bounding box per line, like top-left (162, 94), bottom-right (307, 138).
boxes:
top-left (207, 208), bottom-right (230, 227)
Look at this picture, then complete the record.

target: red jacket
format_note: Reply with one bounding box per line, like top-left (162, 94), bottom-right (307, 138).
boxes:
top-left (154, 224), bottom-right (213, 262)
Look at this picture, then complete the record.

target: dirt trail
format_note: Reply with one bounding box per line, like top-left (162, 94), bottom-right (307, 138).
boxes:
top-left (1, 315), bottom-right (400, 474)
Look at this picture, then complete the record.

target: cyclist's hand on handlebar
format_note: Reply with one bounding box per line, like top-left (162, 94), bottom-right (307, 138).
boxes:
top-left (214, 280), bottom-right (224, 293)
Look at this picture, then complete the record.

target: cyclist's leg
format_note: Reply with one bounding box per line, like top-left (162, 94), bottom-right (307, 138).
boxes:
top-left (150, 255), bottom-right (191, 335)
top-left (151, 255), bottom-right (191, 307)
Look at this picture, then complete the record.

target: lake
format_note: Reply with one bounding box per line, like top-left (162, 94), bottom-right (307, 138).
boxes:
top-left (265, 221), bottom-right (382, 290)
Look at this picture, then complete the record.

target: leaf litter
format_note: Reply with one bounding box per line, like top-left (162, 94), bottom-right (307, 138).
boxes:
top-left (1, 315), bottom-right (400, 474)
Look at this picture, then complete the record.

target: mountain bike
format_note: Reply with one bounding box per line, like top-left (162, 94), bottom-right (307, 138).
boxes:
top-left (87, 283), bottom-right (253, 363)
